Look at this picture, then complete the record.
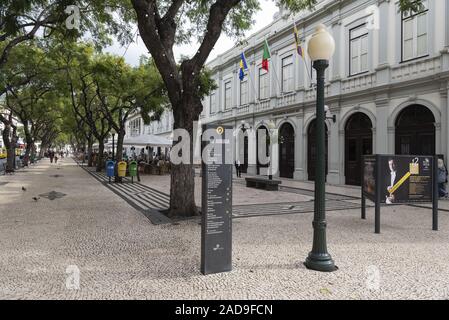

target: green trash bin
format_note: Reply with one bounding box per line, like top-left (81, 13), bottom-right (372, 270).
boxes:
top-left (129, 161), bottom-right (138, 183)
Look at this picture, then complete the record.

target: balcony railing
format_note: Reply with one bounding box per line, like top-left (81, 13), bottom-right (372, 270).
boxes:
top-left (391, 56), bottom-right (441, 82)
top-left (277, 92), bottom-right (296, 107)
top-left (304, 84), bottom-right (330, 101)
top-left (237, 104), bottom-right (250, 114)
top-left (254, 99), bottom-right (271, 113)
top-left (341, 72), bottom-right (376, 94)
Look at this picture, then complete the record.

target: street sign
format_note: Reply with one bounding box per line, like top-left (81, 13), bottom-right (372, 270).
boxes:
top-left (201, 124), bottom-right (233, 275)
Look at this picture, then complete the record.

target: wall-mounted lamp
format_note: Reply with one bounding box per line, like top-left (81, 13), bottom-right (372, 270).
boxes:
top-left (324, 105), bottom-right (337, 123)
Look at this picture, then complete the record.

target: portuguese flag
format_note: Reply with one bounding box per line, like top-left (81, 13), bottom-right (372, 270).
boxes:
top-left (262, 39), bottom-right (271, 71)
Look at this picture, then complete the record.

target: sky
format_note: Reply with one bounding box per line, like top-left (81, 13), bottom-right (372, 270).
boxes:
top-left (104, 0), bottom-right (279, 66)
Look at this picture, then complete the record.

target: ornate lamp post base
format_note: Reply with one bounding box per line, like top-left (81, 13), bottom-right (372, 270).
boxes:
top-left (305, 253), bottom-right (337, 272)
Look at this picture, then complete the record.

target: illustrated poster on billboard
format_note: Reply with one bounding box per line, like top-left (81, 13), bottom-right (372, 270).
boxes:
top-left (362, 155), bottom-right (376, 202)
top-left (379, 156), bottom-right (433, 204)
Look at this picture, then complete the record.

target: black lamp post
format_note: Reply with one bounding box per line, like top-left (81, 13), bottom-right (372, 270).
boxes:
top-left (304, 24), bottom-right (337, 272)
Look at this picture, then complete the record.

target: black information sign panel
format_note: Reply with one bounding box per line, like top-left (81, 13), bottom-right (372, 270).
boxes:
top-left (201, 124), bottom-right (233, 275)
top-left (361, 155), bottom-right (438, 234)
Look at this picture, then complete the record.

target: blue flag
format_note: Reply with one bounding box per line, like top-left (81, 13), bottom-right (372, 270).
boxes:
top-left (239, 53), bottom-right (248, 81)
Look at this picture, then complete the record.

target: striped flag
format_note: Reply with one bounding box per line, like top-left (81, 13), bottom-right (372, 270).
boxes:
top-left (239, 53), bottom-right (248, 81)
top-left (293, 23), bottom-right (304, 58)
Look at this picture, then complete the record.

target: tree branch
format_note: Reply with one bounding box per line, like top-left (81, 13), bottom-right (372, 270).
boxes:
top-left (188, 0), bottom-right (241, 73)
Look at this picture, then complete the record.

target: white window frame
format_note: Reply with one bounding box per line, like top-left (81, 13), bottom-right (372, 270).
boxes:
top-left (401, 1), bottom-right (429, 62)
top-left (281, 55), bottom-right (294, 93)
top-left (210, 91), bottom-right (217, 114)
top-left (240, 79), bottom-right (248, 106)
top-left (224, 81), bottom-right (232, 110)
top-left (349, 24), bottom-right (369, 76)
top-left (130, 118), bottom-right (141, 137)
top-left (259, 67), bottom-right (269, 100)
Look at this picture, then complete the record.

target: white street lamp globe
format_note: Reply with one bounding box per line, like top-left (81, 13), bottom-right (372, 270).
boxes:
top-left (307, 24), bottom-right (335, 61)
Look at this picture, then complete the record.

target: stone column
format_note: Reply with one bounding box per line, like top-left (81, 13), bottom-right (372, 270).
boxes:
top-left (441, 84), bottom-right (449, 161)
top-left (447, 84), bottom-right (449, 163)
top-left (443, 2), bottom-right (449, 72)
top-left (375, 95), bottom-right (390, 154)
top-left (271, 51), bottom-right (279, 98)
top-left (297, 25), bottom-right (306, 94)
top-left (327, 107), bottom-right (341, 184)
top-left (270, 51), bottom-right (279, 109)
top-left (233, 67), bottom-right (238, 109)
top-left (270, 127), bottom-right (279, 178)
top-left (330, 14), bottom-right (342, 97)
top-left (249, 60), bottom-right (257, 104)
top-left (446, 1), bottom-right (449, 49)
top-left (294, 115), bottom-right (305, 180)
top-left (233, 120), bottom-right (238, 175)
top-left (247, 126), bottom-right (257, 175)
top-left (376, 0), bottom-right (391, 85)
top-left (217, 70), bottom-right (223, 112)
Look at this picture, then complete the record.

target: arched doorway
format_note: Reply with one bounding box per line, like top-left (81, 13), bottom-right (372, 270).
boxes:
top-left (307, 119), bottom-right (328, 181)
top-left (345, 112), bottom-right (373, 186)
top-left (256, 125), bottom-right (270, 175)
top-left (238, 128), bottom-right (249, 173)
top-left (395, 105), bottom-right (435, 155)
top-left (279, 123), bottom-right (295, 178)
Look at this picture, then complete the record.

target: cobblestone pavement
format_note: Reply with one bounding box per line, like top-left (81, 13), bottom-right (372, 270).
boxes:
top-left (79, 163), bottom-right (368, 222)
top-left (1, 158), bottom-right (449, 299)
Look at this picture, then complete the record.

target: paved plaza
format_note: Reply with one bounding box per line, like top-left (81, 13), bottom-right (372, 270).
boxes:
top-left (1, 158), bottom-right (449, 299)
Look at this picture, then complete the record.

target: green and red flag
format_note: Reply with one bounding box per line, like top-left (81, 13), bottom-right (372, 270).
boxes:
top-left (262, 39), bottom-right (271, 71)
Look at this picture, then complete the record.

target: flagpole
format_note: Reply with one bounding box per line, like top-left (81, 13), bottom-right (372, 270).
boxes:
top-left (241, 52), bottom-right (260, 107)
top-left (247, 68), bottom-right (260, 106)
top-left (293, 21), bottom-right (314, 89)
top-left (264, 36), bottom-right (283, 99)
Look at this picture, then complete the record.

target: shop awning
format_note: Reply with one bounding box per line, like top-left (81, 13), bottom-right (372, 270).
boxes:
top-left (123, 134), bottom-right (173, 148)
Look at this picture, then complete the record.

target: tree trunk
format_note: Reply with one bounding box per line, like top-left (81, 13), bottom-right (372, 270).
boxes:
top-left (23, 141), bottom-right (32, 166)
top-left (96, 142), bottom-right (105, 172)
top-left (114, 128), bottom-right (125, 182)
top-left (87, 137), bottom-right (93, 167)
top-left (168, 98), bottom-right (200, 218)
top-left (31, 144), bottom-right (36, 163)
top-left (2, 122), bottom-right (17, 172)
top-left (6, 144), bottom-right (16, 171)
top-left (39, 145), bottom-right (45, 158)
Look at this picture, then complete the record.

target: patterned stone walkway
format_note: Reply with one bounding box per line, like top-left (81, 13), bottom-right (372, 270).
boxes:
top-left (2, 158), bottom-right (449, 299)
top-left (78, 162), bottom-right (370, 222)
top-left (233, 199), bottom-right (369, 218)
top-left (79, 165), bottom-right (171, 224)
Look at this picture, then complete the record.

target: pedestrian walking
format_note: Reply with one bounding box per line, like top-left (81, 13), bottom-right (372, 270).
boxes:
top-left (235, 159), bottom-right (241, 178)
top-left (49, 150), bottom-right (54, 163)
top-left (438, 158), bottom-right (448, 198)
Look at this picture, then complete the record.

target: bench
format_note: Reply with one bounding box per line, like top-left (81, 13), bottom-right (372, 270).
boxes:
top-left (245, 177), bottom-right (282, 191)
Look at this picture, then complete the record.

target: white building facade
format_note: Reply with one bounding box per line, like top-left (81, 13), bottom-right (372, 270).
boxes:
top-left (0, 123), bottom-right (4, 148)
top-left (198, 0), bottom-right (449, 186)
top-left (123, 109), bottom-right (174, 159)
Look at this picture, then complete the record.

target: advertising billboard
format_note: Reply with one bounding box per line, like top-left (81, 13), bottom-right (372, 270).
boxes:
top-left (379, 156), bottom-right (433, 204)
